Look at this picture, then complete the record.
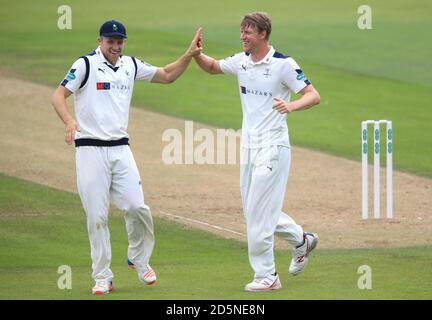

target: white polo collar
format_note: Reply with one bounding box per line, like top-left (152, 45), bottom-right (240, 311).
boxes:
top-left (95, 46), bottom-right (123, 68)
top-left (247, 46), bottom-right (275, 65)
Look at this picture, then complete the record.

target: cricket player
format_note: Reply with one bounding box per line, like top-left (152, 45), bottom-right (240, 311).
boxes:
top-left (194, 12), bottom-right (321, 291)
top-left (51, 20), bottom-right (202, 294)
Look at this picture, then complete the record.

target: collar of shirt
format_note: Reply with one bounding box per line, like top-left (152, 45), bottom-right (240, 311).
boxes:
top-left (95, 46), bottom-right (123, 68)
top-left (247, 46), bottom-right (275, 66)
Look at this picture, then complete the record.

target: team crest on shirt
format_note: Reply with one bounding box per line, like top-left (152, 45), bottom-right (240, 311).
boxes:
top-left (263, 68), bottom-right (271, 78)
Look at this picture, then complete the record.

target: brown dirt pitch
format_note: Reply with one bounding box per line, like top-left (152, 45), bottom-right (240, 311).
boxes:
top-left (1, 75), bottom-right (431, 249)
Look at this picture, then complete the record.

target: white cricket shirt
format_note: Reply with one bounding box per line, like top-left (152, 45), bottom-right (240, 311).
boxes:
top-left (219, 46), bottom-right (311, 148)
top-left (61, 46), bottom-right (158, 141)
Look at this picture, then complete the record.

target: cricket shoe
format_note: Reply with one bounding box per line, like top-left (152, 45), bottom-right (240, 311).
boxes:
top-left (92, 279), bottom-right (113, 295)
top-left (136, 264), bottom-right (157, 285)
top-left (244, 273), bottom-right (282, 292)
top-left (289, 232), bottom-right (319, 276)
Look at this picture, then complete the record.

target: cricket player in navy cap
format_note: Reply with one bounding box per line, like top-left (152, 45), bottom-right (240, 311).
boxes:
top-left (52, 20), bottom-right (203, 294)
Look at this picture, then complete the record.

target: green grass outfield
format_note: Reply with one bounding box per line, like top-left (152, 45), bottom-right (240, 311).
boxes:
top-left (0, 0), bottom-right (431, 177)
top-left (1, 174), bottom-right (431, 300)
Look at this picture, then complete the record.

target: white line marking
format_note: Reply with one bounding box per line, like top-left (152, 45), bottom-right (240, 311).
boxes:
top-left (159, 210), bottom-right (246, 237)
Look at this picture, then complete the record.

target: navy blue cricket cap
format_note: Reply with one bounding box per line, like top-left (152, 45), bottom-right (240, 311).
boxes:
top-left (99, 20), bottom-right (127, 38)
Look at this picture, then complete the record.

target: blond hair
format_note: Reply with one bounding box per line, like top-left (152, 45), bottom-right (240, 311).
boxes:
top-left (240, 12), bottom-right (272, 40)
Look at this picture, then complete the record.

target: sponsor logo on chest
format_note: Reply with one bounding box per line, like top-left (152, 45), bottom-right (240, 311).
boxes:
top-left (96, 82), bottom-right (110, 90)
top-left (240, 86), bottom-right (273, 97)
top-left (96, 82), bottom-right (131, 91)
top-left (95, 64), bottom-right (132, 91)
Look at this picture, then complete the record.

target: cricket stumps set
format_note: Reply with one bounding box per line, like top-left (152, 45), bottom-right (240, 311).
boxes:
top-left (361, 120), bottom-right (393, 220)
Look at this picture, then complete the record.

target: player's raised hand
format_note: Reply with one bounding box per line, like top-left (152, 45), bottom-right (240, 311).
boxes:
top-left (196, 27), bottom-right (203, 51)
top-left (187, 27), bottom-right (203, 57)
top-left (65, 119), bottom-right (80, 145)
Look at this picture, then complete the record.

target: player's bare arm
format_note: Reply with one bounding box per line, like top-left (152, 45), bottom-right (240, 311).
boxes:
top-left (151, 28), bottom-right (203, 84)
top-left (194, 53), bottom-right (223, 74)
top-left (273, 84), bottom-right (321, 114)
top-left (51, 85), bottom-right (80, 145)
top-left (192, 28), bottom-right (223, 74)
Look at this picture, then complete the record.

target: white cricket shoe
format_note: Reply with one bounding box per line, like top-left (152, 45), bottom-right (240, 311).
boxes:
top-left (136, 264), bottom-right (157, 285)
top-left (244, 273), bottom-right (282, 292)
top-left (92, 279), bottom-right (113, 295)
top-left (289, 232), bottom-right (319, 276)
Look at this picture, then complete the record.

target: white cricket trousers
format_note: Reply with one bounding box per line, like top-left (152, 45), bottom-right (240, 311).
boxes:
top-left (240, 145), bottom-right (304, 278)
top-left (76, 145), bottom-right (154, 281)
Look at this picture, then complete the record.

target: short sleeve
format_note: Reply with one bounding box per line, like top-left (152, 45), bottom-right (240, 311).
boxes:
top-left (281, 57), bottom-right (312, 94)
top-left (134, 58), bottom-right (158, 82)
top-left (219, 53), bottom-right (244, 76)
top-left (60, 58), bottom-right (86, 93)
